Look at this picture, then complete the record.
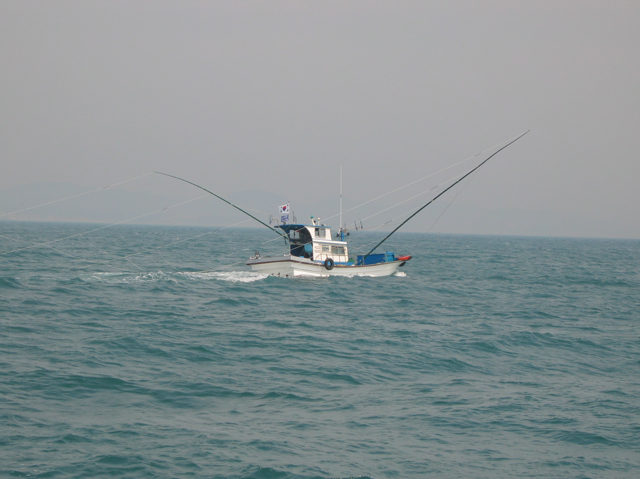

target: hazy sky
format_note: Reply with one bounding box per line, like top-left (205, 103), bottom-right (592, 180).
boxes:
top-left (2, 1), bottom-right (639, 238)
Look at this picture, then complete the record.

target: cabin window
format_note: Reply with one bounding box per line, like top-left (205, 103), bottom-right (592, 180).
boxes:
top-left (322, 245), bottom-right (330, 252)
top-left (289, 230), bottom-right (300, 240)
top-left (315, 228), bottom-right (326, 238)
top-left (331, 246), bottom-right (345, 255)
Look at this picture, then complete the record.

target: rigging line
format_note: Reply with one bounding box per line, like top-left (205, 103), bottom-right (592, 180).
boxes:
top-left (321, 136), bottom-right (516, 224)
top-left (251, 169), bottom-right (469, 255)
top-left (75, 218), bottom-right (252, 271)
top-left (0, 234), bottom-right (21, 242)
top-left (259, 233), bottom-right (289, 247)
top-left (348, 181), bottom-right (468, 255)
top-left (187, 257), bottom-right (253, 275)
top-left (347, 218), bottom-right (408, 254)
top-left (0, 230), bottom-right (135, 273)
top-left (363, 130), bottom-right (530, 259)
top-left (121, 255), bottom-right (146, 272)
top-left (53, 243), bottom-right (137, 273)
top-left (344, 171), bottom-right (473, 251)
top-left (258, 172), bottom-right (463, 255)
top-left (0, 230), bottom-right (124, 268)
top-left (43, 244), bottom-right (94, 262)
top-left (1, 193), bottom-right (210, 256)
top-left (347, 196), bottom-right (447, 251)
top-left (253, 171), bottom-right (472, 258)
top-left (156, 250), bottom-right (181, 271)
top-left (355, 169), bottom-right (469, 226)
top-left (79, 234), bottom-right (145, 272)
top-left (154, 171), bottom-right (288, 241)
top-left (0, 172), bottom-right (154, 219)
top-left (426, 173), bottom-right (474, 235)
top-left (229, 200), bottom-right (274, 218)
top-left (47, 239), bottom-right (108, 263)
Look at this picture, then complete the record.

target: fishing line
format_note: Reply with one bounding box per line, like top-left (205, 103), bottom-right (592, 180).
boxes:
top-left (346, 162), bottom-right (495, 256)
top-left (193, 257), bottom-right (256, 275)
top-left (0, 234), bottom-right (21, 243)
top-left (154, 172), bottom-right (288, 240)
top-left (321, 135), bottom-right (517, 224)
top-left (229, 136), bottom-right (519, 261)
top-left (59, 242), bottom-right (144, 272)
top-left (254, 162), bottom-right (470, 253)
top-left (254, 172), bottom-right (461, 257)
top-left (255, 173), bottom-right (460, 253)
top-left (74, 218), bottom-right (252, 271)
top-left (347, 216), bottom-right (413, 255)
top-left (353, 175), bottom-right (470, 255)
top-left (261, 171), bottom-right (465, 257)
top-left (155, 250), bottom-right (181, 271)
top-left (79, 234), bottom-right (146, 271)
top-left (355, 169), bottom-right (469, 226)
top-left (0, 193), bottom-right (210, 256)
top-left (1, 230), bottom-right (142, 272)
top-left (342, 169), bottom-right (473, 252)
top-left (363, 130), bottom-right (529, 257)
top-left (0, 172), bottom-right (154, 219)
top-left (46, 244), bottom-right (97, 262)
top-left (425, 173), bottom-right (474, 235)
top-left (1, 230), bottom-right (83, 258)
top-left (2, 230), bottom-right (121, 268)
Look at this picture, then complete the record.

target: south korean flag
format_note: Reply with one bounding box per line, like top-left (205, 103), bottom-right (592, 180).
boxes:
top-left (279, 203), bottom-right (290, 224)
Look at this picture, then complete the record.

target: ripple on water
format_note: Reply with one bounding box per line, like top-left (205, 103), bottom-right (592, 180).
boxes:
top-left (1, 226), bottom-right (639, 479)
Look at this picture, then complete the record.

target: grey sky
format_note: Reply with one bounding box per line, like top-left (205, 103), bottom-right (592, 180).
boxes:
top-left (1, 1), bottom-right (639, 238)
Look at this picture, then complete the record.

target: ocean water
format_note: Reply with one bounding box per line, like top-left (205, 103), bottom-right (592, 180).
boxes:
top-left (1, 221), bottom-right (639, 479)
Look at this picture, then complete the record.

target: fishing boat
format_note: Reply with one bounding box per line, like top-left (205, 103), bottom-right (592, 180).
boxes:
top-left (156, 130), bottom-right (528, 277)
top-left (246, 221), bottom-right (412, 278)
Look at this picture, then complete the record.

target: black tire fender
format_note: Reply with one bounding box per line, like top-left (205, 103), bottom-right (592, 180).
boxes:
top-left (324, 258), bottom-right (334, 270)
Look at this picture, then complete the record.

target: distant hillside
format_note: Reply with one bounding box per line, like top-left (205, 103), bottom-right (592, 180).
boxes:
top-left (0, 182), bottom-right (292, 227)
top-left (0, 182), bottom-right (626, 238)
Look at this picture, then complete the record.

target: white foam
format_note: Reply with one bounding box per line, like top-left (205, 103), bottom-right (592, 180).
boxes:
top-left (80, 270), bottom-right (268, 284)
top-left (177, 271), bottom-right (268, 283)
top-left (80, 271), bottom-right (177, 284)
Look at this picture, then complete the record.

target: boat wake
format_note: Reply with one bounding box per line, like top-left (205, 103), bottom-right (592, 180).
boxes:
top-left (78, 270), bottom-right (268, 284)
top-left (178, 271), bottom-right (268, 283)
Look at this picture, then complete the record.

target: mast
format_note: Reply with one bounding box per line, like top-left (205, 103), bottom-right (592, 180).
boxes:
top-left (363, 130), bottom-right (530, 259)
top-left (340, 165), bottom-right (344, 241)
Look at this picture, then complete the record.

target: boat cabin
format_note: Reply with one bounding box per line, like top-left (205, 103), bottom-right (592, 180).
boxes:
top-left (277, 224), bottom-right (350, 264)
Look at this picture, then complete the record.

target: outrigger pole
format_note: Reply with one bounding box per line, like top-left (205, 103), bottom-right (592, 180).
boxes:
top-left (154, 171), bottom-right (289, 241)
top-left (363, 130), bottom-right (530, 259)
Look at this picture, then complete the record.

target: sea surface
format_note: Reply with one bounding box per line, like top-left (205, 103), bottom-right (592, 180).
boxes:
top-left (1, 221), bottom-right (639, 478)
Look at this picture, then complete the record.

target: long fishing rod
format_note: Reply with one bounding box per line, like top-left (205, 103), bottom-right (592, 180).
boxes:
top-left (154, 171), bottom-right (288, 241)
top-left (363, 130), bottom-right (530, 259)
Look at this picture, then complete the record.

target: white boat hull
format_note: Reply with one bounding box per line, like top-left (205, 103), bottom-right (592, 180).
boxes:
top-left (246, 255), bottom-right (406, 278)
